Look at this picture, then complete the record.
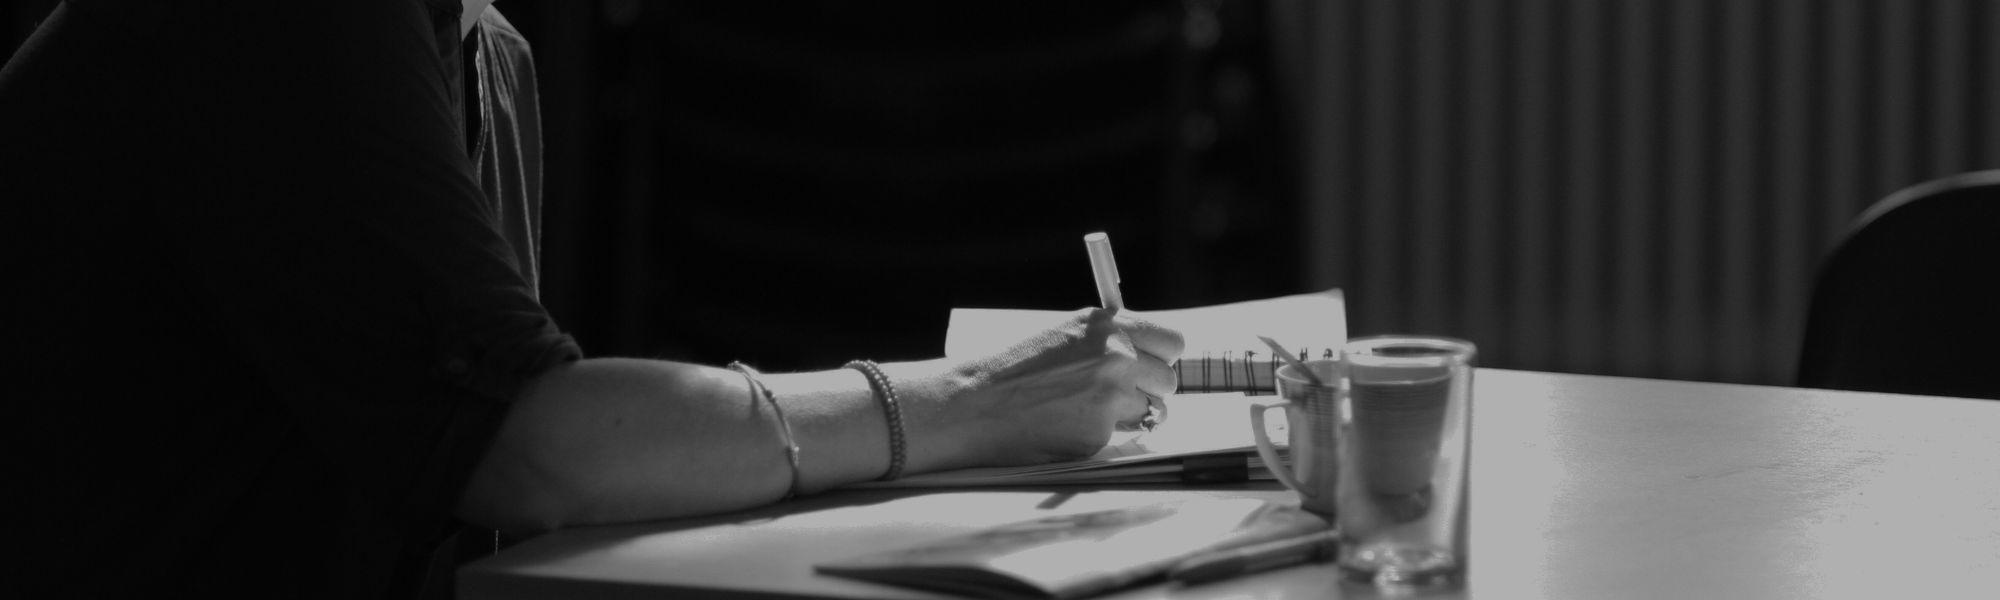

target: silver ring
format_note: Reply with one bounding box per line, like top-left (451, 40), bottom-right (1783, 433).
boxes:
top-left (1115, 390), bottom-right (1168, 432)
top-left (1139, 390), bottom-right (1167, 431)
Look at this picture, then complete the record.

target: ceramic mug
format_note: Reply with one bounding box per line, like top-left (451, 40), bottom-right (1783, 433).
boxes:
top-left (1250, 359), bottom-right (1342, 518)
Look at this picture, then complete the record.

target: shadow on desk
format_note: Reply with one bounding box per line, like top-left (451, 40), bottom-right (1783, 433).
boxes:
top-left (489, 483), bottom-right (1268, 561)
top-left (456, 483), bottom-right (1391, 600)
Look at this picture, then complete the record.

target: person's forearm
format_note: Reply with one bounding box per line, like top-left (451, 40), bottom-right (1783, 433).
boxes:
top-left (456, 357), bottom-right (967, 534)
top-left (456, 309), bottom-right (1182, 535)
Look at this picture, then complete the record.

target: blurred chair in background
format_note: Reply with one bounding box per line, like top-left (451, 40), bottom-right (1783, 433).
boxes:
top-left (1796, 170), bottom-right (2000, 400)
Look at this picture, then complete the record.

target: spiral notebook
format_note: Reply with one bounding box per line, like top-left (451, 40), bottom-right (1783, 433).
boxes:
top-left (1172, 347), bottom-right (1340, 395)
top-left (944, 288), bottom-right (1347, 396)
top-left (855, 289), bottom-right (1345, 490)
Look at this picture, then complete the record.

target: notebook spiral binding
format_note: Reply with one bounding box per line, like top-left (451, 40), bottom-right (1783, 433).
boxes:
top-left (1172, 348), bottom-right (1336, 395)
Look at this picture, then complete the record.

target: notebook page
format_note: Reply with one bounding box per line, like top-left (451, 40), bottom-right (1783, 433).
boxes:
top-left (945, 289), bottom-right (1347, 394)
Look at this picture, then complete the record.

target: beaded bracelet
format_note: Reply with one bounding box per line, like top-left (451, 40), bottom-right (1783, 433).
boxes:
top-left (728, 362), bottom-right (802, 499)
top-left (843, 359), bottom-right (906, 481)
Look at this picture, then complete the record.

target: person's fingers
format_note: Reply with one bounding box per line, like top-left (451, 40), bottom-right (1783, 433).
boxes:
top-left (1112, 386), bottom-right (1156, 431)
top-left (1114, 313), bottom-right (1185, 363)
top-left (1130, 354), bottom-right (1178, 400)
top-left (1111, 387), bottom-right (1172, 430)
top-left (1107, 355), bottom-right (1176, 431)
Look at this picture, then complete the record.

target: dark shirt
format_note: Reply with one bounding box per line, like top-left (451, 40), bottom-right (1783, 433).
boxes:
top-left (1, 1), bottom-right (578, 597)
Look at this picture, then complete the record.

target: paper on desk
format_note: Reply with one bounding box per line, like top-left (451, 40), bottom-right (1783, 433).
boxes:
top-left (947, 290), bottom-right (1346, 396)
top-left (858, 290), bottom-right (1338, 490)
top-left (1092, 393), bottom-right (1282, 462)
top-left (817, 497), bottom-right (1329, 600)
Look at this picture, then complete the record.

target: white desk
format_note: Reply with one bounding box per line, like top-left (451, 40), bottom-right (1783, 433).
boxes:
top-left (461, 369), bottom-right (2000, 599)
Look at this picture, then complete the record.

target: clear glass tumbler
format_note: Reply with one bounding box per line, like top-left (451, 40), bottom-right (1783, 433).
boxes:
top-left (1334, 335), bottom-right (1477, 591)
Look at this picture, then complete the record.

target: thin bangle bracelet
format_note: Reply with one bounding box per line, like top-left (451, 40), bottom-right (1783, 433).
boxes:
top-left (729, 362), bottom-right (802, 498)
top-left (844, 360), bottom-right (906, 481)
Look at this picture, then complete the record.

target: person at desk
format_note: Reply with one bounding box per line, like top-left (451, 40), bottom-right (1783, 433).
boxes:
top-left (0, 1), bottom-right (1184, 597)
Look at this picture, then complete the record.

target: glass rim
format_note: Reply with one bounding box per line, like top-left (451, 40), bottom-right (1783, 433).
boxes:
top-left (1341, 335), bottom-right (1477, 368)
top-left (1274, 358), bottom-right (1341, 387)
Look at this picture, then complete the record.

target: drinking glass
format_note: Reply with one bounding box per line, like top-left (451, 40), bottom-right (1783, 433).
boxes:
top-left (1335, 335), bottom-right (1476, 590)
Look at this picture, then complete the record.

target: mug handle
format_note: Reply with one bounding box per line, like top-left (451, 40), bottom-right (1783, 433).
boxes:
top-left (1249, 400), bottom-right (1306, 495)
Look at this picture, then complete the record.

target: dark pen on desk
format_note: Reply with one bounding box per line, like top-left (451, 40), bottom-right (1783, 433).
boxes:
top-left (1166, 528), bottom-right (1340, 584)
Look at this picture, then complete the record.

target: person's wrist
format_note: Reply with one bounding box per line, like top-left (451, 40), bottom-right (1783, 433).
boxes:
top-left (876, 359), bottom-right (984, 475)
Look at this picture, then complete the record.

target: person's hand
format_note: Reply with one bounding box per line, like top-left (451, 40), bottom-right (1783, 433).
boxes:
top-left (901, 308), bottom-right (1184, 471)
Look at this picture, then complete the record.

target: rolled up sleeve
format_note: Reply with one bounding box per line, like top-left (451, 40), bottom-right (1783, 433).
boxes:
top-left (114, 0), bottom-right (581, 539)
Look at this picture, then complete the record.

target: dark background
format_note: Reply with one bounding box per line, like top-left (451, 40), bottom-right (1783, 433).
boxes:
top-left (3, 0), bottom-right (1302, 372)
top-left (11, 1), bottom-right (1997, 384)
top-left (547, 1), bottom-right (1303, 371)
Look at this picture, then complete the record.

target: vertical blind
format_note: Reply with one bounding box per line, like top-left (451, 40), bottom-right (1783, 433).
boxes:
top-left (1282, 0), bottom-right (2000, 384)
